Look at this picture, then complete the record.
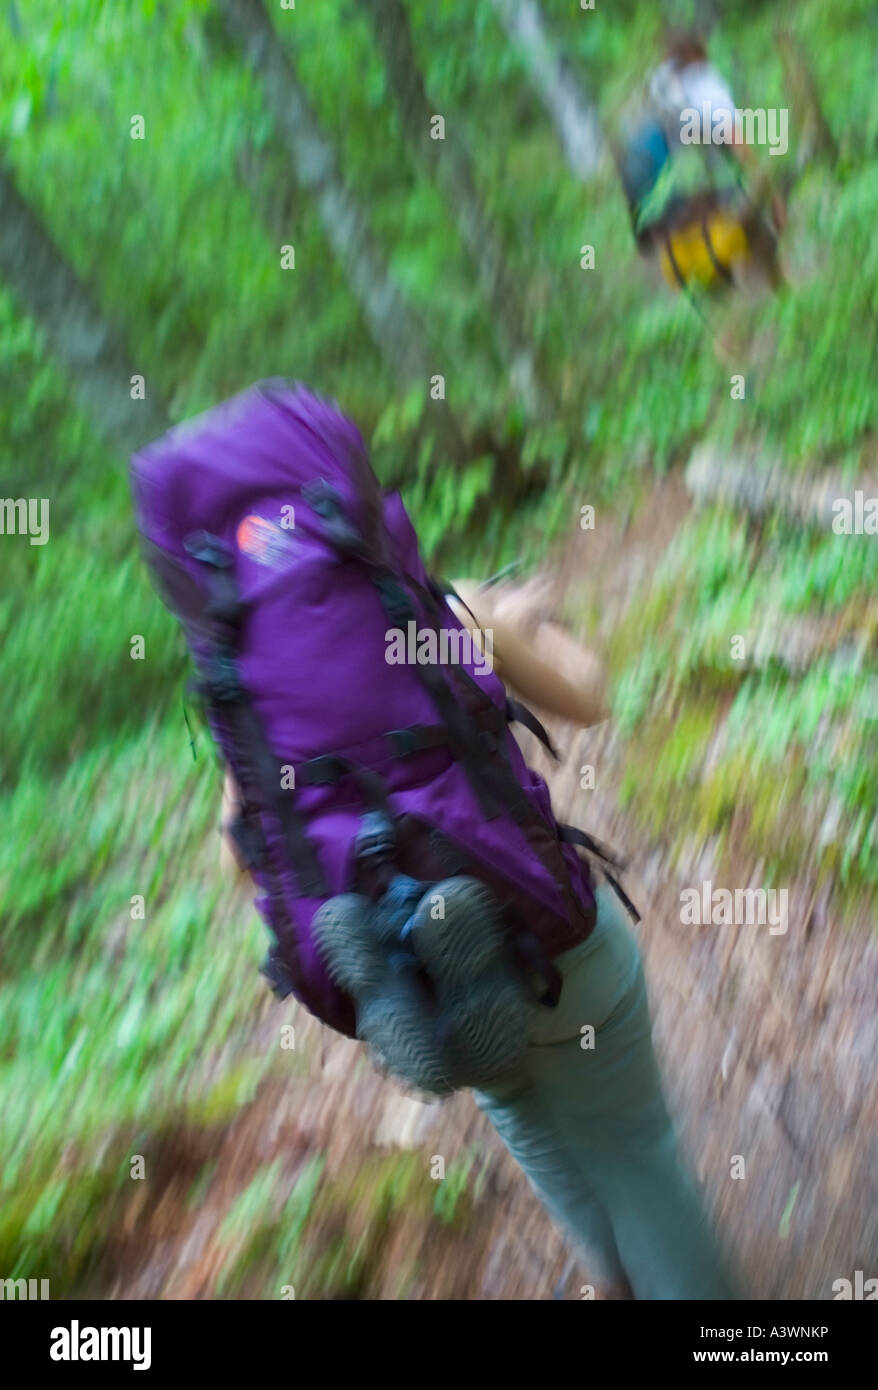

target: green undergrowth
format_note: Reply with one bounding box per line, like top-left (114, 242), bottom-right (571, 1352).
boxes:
top-left (0, 718), bottom-right (288, 1280)
top-left (611, 506), bottom-right (878, 912)
top-left (211, 1147), bottom-right (485, 1300)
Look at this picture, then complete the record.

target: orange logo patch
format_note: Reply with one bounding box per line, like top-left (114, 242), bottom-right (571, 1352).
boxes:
top-left (236, 514), bottom-right (295, 568)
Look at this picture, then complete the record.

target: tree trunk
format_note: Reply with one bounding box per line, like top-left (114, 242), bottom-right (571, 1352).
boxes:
top-left (0, 162), bottom-right (168, 450)
top-left (361, 0), bottom-right (555, 421)
top-left (488, 0), bottom-right (604, 181)
top-left (217, 0), bottom-right (435, 392)
top-left (775, 28), bottom-right (837, 167)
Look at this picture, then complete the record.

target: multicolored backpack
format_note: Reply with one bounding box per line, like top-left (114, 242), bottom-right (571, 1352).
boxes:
top-left (131, 380), bottom-right (632, 1044)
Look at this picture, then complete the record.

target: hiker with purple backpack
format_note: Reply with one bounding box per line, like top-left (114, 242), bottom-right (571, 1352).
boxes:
top-left (132, 380), bottom-right (738, 1299)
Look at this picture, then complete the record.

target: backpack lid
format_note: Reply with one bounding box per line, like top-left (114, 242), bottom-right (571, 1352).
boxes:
top-left (131, 379), bottom-right (387, 563)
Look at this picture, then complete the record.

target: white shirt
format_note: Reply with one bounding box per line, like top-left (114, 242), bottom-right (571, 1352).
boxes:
top-left (649, 60), bottom-right (737, 146)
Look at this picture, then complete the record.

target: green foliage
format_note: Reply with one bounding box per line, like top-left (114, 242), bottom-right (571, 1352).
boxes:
top-left (612, 509), bottom-right (878, 900)
top-left (208, 1148), bottom-right (477, 1299)
top-left (0, 0), bottom-right (875, 1296)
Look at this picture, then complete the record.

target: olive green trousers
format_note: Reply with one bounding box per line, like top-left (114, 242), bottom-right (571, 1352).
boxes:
top-left (474, 885), bottom-right (739, 1299)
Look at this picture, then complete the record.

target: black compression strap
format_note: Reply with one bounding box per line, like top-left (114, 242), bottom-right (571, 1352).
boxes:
top-left (386, 724), bottom-right (450, 757)
top-left (663, 231), bottom-right (688, 290)
top-left (294, 753), bottom-right (388, 810)
top-left (601, 869), bottom-right (642, 924)
top-left (700, 216), bottom-right (734, 284)
top-left (558, 824), bottom-right (640, 923)
top-left (559, 823), bottom-right (627, 869)
top-left (506, 697), bottom-right (560, 760)
top-left (218, 681), bottom-right (328, 899)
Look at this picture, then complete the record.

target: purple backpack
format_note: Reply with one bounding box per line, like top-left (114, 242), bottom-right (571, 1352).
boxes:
top-left (131, 380), bottom-right (632, 1037)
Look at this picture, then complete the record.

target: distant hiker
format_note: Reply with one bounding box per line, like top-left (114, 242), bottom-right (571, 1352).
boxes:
top-left (618, 27), bottom-right (785, 296)
top-left (133, 380), bottom-right (739, 1299)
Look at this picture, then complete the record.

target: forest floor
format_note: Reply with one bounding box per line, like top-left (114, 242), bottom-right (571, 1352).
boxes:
top-left (103, 471), bottom-right (877, 1301)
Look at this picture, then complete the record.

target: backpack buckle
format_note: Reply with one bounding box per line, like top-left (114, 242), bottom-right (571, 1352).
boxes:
top-left (373, 573), bottom-right (411, 625)
top-left (229, 812), bottom-right (267, 871)
top-left (302, 479), bottom-right (366, 558)
top-left (260, 948), bottom-right (295, 1000)
top-left (303, 754), bottom-right (346, 785)
top-left (184, 530), bottom-right (234, 569)
top-left (205, 649), bottom-right (243, 701)
top-left (389, 727), bottom-right (421, 757)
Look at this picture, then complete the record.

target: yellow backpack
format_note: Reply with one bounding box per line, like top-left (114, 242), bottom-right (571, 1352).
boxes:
top-left (658, 206), bottom-right (750, 290)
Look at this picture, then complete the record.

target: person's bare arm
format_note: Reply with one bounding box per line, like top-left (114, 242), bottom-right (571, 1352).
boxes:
top-left (449, 579), bottom-right (610, 727)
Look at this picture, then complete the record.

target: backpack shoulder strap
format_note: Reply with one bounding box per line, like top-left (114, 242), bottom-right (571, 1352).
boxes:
top-left (180, 531), bottom-right (329, 901)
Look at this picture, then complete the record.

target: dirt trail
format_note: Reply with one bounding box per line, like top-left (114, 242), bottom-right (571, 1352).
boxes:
top-left (109, 473), bottom-right (877, 1300)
